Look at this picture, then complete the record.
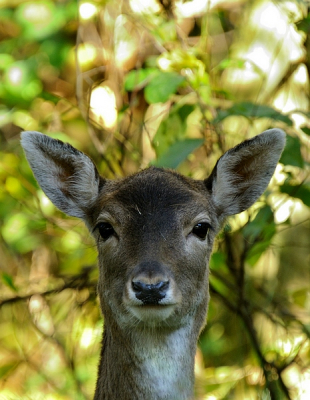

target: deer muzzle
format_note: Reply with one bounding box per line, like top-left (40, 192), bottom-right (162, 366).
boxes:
top-left (124, 261), bottom-right (182, 323)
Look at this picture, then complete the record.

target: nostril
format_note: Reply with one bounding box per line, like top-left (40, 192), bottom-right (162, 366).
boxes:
top-left (132, 281), bottom-right (145, 293)
top-left (132, 280), bottom-right (170, 304)
top-left (155, 281), bottom-right (169, 292)
top-left (132, 280), bottom-right (169, 293)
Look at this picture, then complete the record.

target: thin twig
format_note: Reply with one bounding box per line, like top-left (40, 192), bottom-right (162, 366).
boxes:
top-left (0, 269), bottom-right (97, 308)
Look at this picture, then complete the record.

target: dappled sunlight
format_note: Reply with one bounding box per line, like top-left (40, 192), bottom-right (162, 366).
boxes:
top-left (0, 0), bottom-right (309, 398)
top-left (38, 191), bottom-right (55, 216)
top-left (274, 197), bottom-right (304, 224)
top-left (7, 65), bottom-right (23, 85)
top-left (221, 0), bottom-right (306, 102)
top-left (283, 364), bottom-right (310, 399)
top-left (79, 2), bottom-right (98, 20)
top-left (90, 85), bottom-right (118, 129)
top-left (273, 64), bottom-right (309, 130)
top-left (79, 324), bottom-right (102, 350)
top-left (129, 0), bottom-right (161, 14)
top-left (29, 294), bottom-right (55, 336)
top-left (77, 43), bottom-right (98, 67)
top-left (142, 103), bottom-right (170, 166)
top-left (174, 0), bottom-right (239, 19)
top-left (274, 197), bottom-right (295, 224)
top-left (22, 3), bottom-right (51, 23)
top-left (12, 109), bottom-right (38, 131)
top-left (114, 14), bottom-right (140, 71)
top-left (246, 45), bottom-right (271, 73)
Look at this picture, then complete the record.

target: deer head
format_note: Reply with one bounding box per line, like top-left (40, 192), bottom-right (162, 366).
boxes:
top-left (21, 129), bottom-right (285, 400)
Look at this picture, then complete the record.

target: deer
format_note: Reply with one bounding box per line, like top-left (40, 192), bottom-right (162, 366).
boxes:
top-left (21, 128), bottom-right (285, 400)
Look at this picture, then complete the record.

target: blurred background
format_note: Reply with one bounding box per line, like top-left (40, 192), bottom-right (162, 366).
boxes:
top-left (0, 0), bottom-right (310, 399)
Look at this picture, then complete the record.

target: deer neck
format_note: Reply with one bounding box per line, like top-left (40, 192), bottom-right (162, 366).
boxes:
top-left (94, 318), bottom-right (198, 400)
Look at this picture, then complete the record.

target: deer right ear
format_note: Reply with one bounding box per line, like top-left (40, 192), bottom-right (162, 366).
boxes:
top-left (204, 129), bottom-right (286, 219)
top-left (21, 131), bottom-right (102, 220)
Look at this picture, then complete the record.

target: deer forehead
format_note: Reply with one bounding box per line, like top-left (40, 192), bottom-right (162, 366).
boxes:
top-left (93, 168), bottom-right (215, 230)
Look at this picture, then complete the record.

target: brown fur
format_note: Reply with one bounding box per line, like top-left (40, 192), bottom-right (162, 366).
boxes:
top-left (21, 129), bottom-right (285, 399)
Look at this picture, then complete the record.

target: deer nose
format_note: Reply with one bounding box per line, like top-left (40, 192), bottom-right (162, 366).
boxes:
top-left (132, 280), bottom-right (169, 304)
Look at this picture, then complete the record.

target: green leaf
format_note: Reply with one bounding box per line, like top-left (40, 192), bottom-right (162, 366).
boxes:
top-left (301, 126), bottom-right (310, 136)
top-left (0, 363), bottom-right (18, 379)
top-left (279, 135), bottom-right (304, 168)
top-left (243, 206), bottom-right (274, 242)
top-left (124, 68), bottom-right (159, 91)
top-left (40, 38), bottom-right (71, 69)
top-left (0, 54), bottom-right (14, 71)
top-left (246, 225), bottom-right (276, 266)
top-left (152, 104), bottom-right (195, 157)
top-left (15, 2), bottom-right (66, 41)
top-left (153, 113), bottom-right (184, 156)
top-left (210, 252), bottom-right (226, 271)
top-left (292, 288), bottom-right (309, 307)
top-left (1, 213), bottom-right (41, 253)
top-left (152, 138), bottom-right (204, 168)
top-left (213, 102), bottom-right (292, 126)
top-left (280, 183), bottom-right (310, 208)
top-left (216, 58), bottom-right (245, 71)
top-left (3, 59), bottom-right (43, 101)
top-left (1, 272), bottom-right (18, 292)
top-left (144, 72), bottom-right (185, 104)
top-left (296, 15), bottom-right (310, 33)
top-left (177, 104), bottom-right (195, 124)
top-left (243, 206), bottom-right (276, 266)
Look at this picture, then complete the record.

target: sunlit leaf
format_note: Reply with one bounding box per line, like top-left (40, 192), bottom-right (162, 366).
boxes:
top-left (5, 176), bottom-right (27, 200)
top-left (3, 60), bottom-right (42, 101)
top-left (0, 106), bottom-right (12, 127)
top-left (124, 68), bottom-right (159, 91)
top-left (15, 2), bottom-right (66, 40)
top-left (144, 72), bottom-right (185, 103)
top-left (216, 58), bottom-right (245, 70)
top-left (292, 288), bottom-right (309, 307)
top-left (152, 138), bottom-right (204, 168)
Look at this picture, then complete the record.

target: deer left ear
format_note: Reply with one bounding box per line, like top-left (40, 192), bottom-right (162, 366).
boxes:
top-left (21, 131), bottom-right (102, 220)
top-left (205, 129), bottom-right (286, 218)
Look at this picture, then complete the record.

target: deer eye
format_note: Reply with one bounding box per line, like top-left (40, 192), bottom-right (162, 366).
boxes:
top-left (97, 222), bottom-right (115, 241)
top-left (192, 222), bottom-right (210, 240)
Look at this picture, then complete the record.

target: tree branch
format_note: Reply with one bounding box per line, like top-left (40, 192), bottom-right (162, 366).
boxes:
top-left (0, 268), bottom-right (97, 308)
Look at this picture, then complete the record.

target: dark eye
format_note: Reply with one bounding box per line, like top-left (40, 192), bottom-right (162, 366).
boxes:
top-left (97, 222), bottom-right (115, 241)
top-left (192, 222), bottom-right (211, 239)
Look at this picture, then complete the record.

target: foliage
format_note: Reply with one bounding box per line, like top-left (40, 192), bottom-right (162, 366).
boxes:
top-left (0, 0), bottom-right (310, 399)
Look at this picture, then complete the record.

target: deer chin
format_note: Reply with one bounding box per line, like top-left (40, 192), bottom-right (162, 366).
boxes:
top-left (127, 302), bottom-right (177, 324)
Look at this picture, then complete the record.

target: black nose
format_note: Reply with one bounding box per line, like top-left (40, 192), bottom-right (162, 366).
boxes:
top-left (132, 281), bottom-right (169, 305)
